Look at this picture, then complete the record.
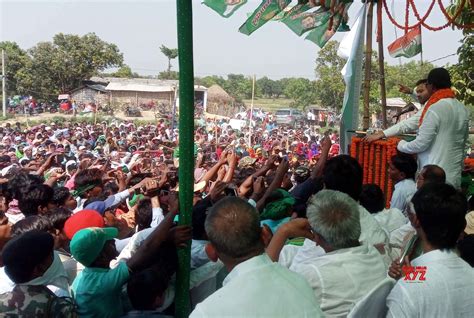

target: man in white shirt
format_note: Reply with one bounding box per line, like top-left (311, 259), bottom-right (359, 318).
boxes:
top-left (190, 197), bottom-right (323, 318)
top-left (267, 190), bottom-right (388, 316)
top-left (359, 184), bottom-right (407, 235)
top-left (388, 153), bottom-right (417, 212)
top-left (322, 155), bottom-right (388, 246)
top-left (397, 68), bottom-right (469, 188)
top-left (364, 79), bottom-right (430, 143)
top-left (386, 183), bottom-right (474, 317)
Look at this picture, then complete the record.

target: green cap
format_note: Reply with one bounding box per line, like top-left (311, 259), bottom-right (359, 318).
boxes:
top-left (70, 227), bottom-right (118, 267)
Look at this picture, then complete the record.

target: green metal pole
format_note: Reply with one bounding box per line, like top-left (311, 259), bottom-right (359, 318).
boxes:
top-left (175, 0), bottom-right (194, 317)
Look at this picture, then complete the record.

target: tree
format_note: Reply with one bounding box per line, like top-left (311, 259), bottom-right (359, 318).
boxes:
top-left (0, 41), bottom-right (31, 95)
top-left (222, 74), bottom-right (253, 101)
top-left (110, 65), bottom-right (139, 78)
top-left (284, 78), bottom-right (317, 108)
top-left (158, 71), bottom-right (179, 80)
top-left (447, 0), bottom-right (473, 108)
top-left (195, 75), bottom-right (226, 88)
top-left (17, 33), bottom-right (123, 100)
top-left (314, 40), bottom-right (346, 110)
top-left (160, 45), bottom-right (178, 74)
top-left (384, 61), bottom-right (434, 99)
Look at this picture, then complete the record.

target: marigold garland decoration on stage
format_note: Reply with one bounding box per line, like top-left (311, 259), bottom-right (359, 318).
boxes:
top-left (351, 136), bottom-right (400, 208)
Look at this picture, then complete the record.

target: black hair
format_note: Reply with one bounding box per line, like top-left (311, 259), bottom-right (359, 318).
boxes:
top-left (7, 172), bottom-right (44, 201)
top-left (45, 207), bottom-right (72, 231)
top-left (415, 79), bottom-right (428, 86)
top-left (323, 155), bottom-right (363, 201)
top-left (457, 234), bottom-right (474, 267)
top-left (12, 216), bottom-right (54, 237)
top-left (359, 184), bottom-right (385, 214)
top-left (103, 181), bottom-right (119, 196)
top-left (421, 165), bottom-right (446, 185)
top-left (52, 187), bottom-right (72, 206)
top-left (74, 168), bottom-right (103, 190)
top-left (136, 198), bottom-right (152, 232)
top-left (411, 183), bottom-right (467, 250)
top-left (391, 153), bottom-right (417, 180)
top-left (127, 267), bottom-right (171, 310)
top-left (18, 184), bottom-right (54, 217)
top-left (427, 67), bottom-right (452, 89)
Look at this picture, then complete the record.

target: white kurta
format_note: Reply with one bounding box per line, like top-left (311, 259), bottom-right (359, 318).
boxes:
top-left (190, 254), bottom-right (323, 318)
top-left (386, 249), bottom-right (474, 318)
top-left (288, 244), bottom-right (388, 317)
top-left (396, 98), bottom-right (469, 188)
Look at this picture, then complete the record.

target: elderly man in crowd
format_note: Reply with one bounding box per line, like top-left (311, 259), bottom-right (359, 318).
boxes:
top-left (190, 197), bottom-right (323, 317)
top-left (267, 190), bottom-right (388, 316)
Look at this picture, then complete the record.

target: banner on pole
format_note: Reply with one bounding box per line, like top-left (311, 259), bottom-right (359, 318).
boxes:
top-left (203, 0), bottom-right (248, 18)
top-left (239, 0), bottom-right (292, 35)
top-left (338, 4), bottom-right (367, 154)
top-left (387, 26), bottom-right (422, 58)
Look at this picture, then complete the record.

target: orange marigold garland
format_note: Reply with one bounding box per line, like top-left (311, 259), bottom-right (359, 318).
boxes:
top-left (368, 143), bottom-right (375, 184)
top-left (380, 142), bottom-right (387, 198)
top-left (363, 142), bottom-right (369, 184)
top-left (350, 137), bottom-right (359, 158)
top-left (358, 139), bottom-right (364, 167)
top-left (375, 144), bottom-right (381, 187)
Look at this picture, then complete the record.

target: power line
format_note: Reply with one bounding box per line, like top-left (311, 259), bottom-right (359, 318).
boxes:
top-left (426, 53), bottom-right (457, 63)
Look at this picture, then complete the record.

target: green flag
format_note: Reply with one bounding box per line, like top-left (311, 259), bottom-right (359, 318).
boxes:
top-left (203, 0), bottom-right (248, 18)
top-left (282, 6), bottom-right (331, 36)
top-left (305, 2), bottom-right (351, 47)
top-left (239, 0), bottom-right (292, 35)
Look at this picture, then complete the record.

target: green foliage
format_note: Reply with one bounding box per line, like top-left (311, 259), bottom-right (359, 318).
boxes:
top-left (447, 0), bottom-right (473, 107)
top-left (256, 76), bottom-right (283, 98)
top-left (109, 65), bottom-right (139, 78)
top-left (195, 75), bottom-right (226, 89)
top-left (283, 78), bottom-right (317, 108)
top-left (158, 71), bottom-right (179, 80)
top-left (314, 41), bottom-right (346, 110)
top-left (159, 45), bottom-right (178, 73)
top-left (222, 74), bottom-right (253, 102)
top-left (384, 61), bottom-right (434, 99)
top-left (0, 41), bottom-right (31, 95)
top-left (15, 33), bottom-right (123, 101)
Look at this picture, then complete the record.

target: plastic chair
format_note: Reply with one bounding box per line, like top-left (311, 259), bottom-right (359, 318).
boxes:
top-left (347, 277), bottom-right (396, 318)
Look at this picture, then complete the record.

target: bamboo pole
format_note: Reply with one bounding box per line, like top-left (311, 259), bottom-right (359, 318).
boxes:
top-left (248, 74), bottom-right (255, 146)
top-left (175, 0), bottom-right (194, 316)
top-left (377, 0), bottom-right (387, 129)
top-left (362, 0), bottom-right (374, 130)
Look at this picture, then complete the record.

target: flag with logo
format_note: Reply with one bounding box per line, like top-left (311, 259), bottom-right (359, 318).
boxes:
top-left (239, 0), bottom-right (292, 35)
top-left (203, 0), bottom-right (248, 18)
top-left (283, 6), bottom-right (331, 36)
top-left (305, 2), bottom-right (351, 47)
top-left (387, 26), bottom-right (422, 58)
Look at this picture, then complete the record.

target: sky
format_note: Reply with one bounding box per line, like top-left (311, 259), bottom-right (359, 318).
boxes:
top-left (0, 0), bottom-right (464, 79)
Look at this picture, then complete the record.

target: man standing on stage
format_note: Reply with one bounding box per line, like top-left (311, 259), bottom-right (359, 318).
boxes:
top-left (365, 79), bottom-right (431, 142)
top-left (369, 68), bottom-right (468, 188)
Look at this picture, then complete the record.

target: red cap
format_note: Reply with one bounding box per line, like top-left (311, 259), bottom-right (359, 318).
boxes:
top-left (63, 210), bottom-right (105, 240)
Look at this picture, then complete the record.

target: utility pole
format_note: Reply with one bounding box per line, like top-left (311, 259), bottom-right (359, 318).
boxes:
top-left (2, 49), bottom-right (6, 118)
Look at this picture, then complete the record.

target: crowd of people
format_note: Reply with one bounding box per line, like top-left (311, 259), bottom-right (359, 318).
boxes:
top-left (0, 67), bottom-right (473, 317)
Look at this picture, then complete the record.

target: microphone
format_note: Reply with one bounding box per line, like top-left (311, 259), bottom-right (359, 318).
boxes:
top-left (393, 103), bottom-right (416, 122)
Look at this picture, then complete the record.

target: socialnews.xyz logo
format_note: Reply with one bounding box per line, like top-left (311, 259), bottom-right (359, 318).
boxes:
top-left (402, 266), bottom-right (427, 282)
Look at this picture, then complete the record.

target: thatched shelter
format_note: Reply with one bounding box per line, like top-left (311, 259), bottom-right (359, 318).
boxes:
top-left (206, 84), bottom-right (236, 116)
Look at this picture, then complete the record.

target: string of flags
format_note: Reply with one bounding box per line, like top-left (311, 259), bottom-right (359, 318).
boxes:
top-left (203, 0), bottom-right (352, 48)
top-left (203, 0), bottom-right (423, 58)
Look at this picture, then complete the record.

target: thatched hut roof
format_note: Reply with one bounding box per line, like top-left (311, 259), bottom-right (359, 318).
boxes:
top-left (207, 84), bottom-right (233, 103)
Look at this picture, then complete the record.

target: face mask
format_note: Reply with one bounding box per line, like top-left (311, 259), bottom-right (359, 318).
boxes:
top-left (25, 251), bottom-right (70, 294)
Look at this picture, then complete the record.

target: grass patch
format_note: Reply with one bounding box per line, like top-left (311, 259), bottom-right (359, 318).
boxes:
top-left (242, 98), bottom-right (294, 112)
